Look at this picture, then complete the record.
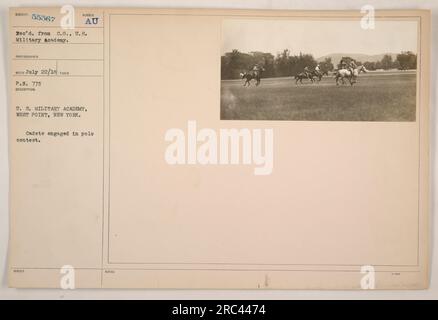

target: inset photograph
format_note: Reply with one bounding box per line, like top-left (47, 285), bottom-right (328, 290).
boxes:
top-left (220, 19), bottom-right (418, 121)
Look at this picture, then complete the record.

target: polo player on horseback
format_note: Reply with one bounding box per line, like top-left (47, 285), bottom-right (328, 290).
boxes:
top-left (241, 64), bottom-right (264, 87)
top-left (314, 64), bottom-right (321, 77)
top-left (304, 66), bottom-right (311, 78)
top-left (339, 58), bottom-right (346, 69)
top-left (252, 64), bottom-right (260, 76)
top-left (349, 60), bottom-right (358, 80)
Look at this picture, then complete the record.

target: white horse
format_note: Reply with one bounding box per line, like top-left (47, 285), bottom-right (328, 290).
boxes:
top-left (335, 65), bottom-right (368, 85)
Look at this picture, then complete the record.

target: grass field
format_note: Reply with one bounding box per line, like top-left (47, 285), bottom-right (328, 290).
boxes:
top-left (220, 71), bottom-right (416, 121)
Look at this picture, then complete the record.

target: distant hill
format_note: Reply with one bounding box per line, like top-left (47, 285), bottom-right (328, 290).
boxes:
top-left (317, 53), bottom-right (398, 66)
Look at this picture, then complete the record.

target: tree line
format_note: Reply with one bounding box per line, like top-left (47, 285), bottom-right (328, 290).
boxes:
top-left (221, 49), bottom-right (417, 79)
top-left (221, 49), bottom-right (332, 80)
top-left (361, 52), bottom-right (417, 71)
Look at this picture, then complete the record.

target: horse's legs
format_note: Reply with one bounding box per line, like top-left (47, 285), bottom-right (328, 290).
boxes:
top-left (341, 76), bottom-right (346, 85)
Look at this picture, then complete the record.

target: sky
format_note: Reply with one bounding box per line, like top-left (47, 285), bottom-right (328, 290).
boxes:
top-left (221, 19), bottom-right (418, 58)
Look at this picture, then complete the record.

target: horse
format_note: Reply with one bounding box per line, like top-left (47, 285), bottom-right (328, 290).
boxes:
top-left (295, 72), bottom-right (315, 84)
top-left (334, 65), bottom-right (368, 86)
top-left (240, 68), bottom-right (264, 87)
top-left (313, 69), bottom-right (329, 82)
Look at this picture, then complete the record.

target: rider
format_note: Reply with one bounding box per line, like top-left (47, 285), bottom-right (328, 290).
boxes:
top-left (340, 58), bottom-right (348, 70)
top-left (349, 60), bottom-right (357, 78)
top-left (314, 63), bottom-right (321, 76)
top-left (304, 66), bottom-right (311, 77)
top-left (252, 64), bottom-right (260, 76)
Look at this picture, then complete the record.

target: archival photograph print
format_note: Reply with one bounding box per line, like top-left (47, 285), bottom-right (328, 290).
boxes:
top-left (220, 19), bottom-right (418, 121)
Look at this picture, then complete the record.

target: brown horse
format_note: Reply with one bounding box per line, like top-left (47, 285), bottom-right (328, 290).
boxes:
top-left (313, 69), bottom-right (329, 82)
top-left (295, 72), bottom-right (315, 84)
top-left (240, 68), bottom-right (265, 87)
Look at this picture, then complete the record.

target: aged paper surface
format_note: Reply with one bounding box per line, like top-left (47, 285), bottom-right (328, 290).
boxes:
top-left (8, 8), bottom-right (430, 289)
